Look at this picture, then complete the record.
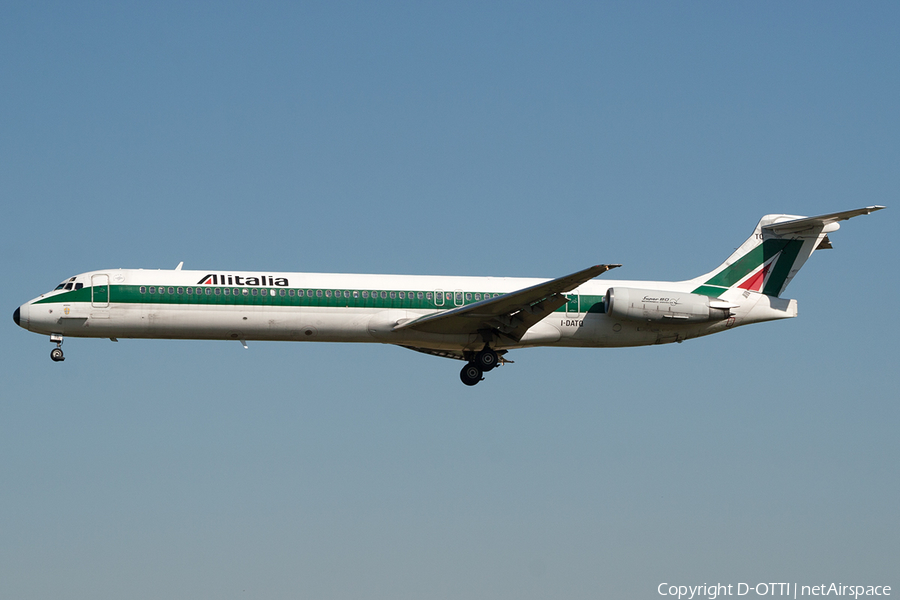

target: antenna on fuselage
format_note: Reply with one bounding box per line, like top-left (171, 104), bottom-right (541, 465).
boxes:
top-left (175, 261), bottom-right (183, 270)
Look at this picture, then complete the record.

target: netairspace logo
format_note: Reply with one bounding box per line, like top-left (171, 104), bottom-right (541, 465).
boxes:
top-left (658, 582), bottom-right (891, 600)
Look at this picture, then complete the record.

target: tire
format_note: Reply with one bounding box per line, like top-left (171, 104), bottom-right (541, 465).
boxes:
top-left (475, 349), bottom-right (498, 371)
top-left (50, 348), bottom-right (64, 362)
top-left (460, 363), bottom-right (483, 386)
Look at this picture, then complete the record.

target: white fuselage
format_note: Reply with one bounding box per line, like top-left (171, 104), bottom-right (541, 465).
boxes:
top-left (16, 268), bottom-right (797, 353)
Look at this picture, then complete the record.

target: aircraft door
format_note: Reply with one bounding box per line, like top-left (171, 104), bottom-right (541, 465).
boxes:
top-left (91, 274), bottom-right (110, 307)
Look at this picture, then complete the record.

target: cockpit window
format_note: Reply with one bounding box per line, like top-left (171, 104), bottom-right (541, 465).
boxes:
top-left (54, 277), bottom-right (79, 291)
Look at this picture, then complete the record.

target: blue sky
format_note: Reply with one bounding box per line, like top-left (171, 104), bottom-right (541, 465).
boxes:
top-left (1, 3), bottom-right (897, 599)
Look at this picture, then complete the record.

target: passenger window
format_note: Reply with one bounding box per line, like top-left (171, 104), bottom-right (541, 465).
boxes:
top-left (140, 286), bottom-right (146, 293)
top-left (204, 288), bottom-right (211, 295)
top-left (381, 291), bottom-right (387, 299)
top-left (215, 288), bottom-right (221, 295)
top-left (186, 287), bottom-right (193, 294)
top-left (390, 291), bottom-right (396, 299)
top-left (242, 289), bottom-right (248, 296)
top-left (344, 290), bottom-right (350, 298)
top-left (362, 291), bottom-right (368, 298)
top-left (177, 287), bottom-right (184, 294)
top-left (251, 289), bottom-right (258, 296)
top-left (465, 293), bottom-right (472, 301)
top-left (289, 289), bottom-right (295, 297)
top-left (353, 291), bottom-right (359, 298)
top-left (149, 286), bottom-right (156, 294)
top-left (168, 287), bottom-right (174, 294)
top-left (325, 290), bottom-right (332, 298)
top-left (279, 289), bottom-right (286, 296)
top-left (474, 293), bottom-right (481, 300)
top-left (418, 292), bottom-right (424, 299)
top-left (316, 290), bottom-right (323, 297)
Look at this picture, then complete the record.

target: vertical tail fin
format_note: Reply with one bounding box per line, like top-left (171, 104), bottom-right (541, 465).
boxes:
top-left (690, 206), bottom-right (884, 298)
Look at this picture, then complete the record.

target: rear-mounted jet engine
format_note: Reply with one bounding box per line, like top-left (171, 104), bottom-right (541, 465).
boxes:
top-left (604, 288), bottom-right (735, 323)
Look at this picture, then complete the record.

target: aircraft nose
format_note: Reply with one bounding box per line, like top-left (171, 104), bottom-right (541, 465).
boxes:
top-left (13, 304), bottom-right (28, 329)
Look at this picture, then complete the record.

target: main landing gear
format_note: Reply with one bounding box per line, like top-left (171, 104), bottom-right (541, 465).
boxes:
top-left (459, 346), bottom-right (501, 386)
top-left (50, 334), bottom-right (65, 362)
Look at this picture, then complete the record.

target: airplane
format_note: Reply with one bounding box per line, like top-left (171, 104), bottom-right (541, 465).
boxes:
top-left (13, 206), bottom-right (884, 386)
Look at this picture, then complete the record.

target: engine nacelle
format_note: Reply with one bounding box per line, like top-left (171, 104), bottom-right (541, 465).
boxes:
top-left (604, 288), bottom-right (732, 323)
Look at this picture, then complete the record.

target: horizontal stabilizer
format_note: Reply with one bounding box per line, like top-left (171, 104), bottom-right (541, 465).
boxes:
top-left (763, 206), bottom-right (885, 235)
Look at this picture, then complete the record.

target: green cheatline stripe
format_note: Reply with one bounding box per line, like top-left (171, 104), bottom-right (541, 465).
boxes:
top-left (692, 238), bottom-right (804, 298)
top-left (34, 287), bottom-right (93, 304)
top-left (36, 285), bottom-right (608, 314)
top-left (692, 285), bottom-right (727, 297)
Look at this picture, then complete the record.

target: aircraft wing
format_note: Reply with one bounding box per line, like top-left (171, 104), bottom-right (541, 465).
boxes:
top-left (393, 264), bottom-right (620, 341)
top-left (763, 205), bottom-right (885, 235)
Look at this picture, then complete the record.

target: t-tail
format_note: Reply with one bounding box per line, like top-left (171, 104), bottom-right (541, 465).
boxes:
top-left (689, 206), bottom-right (885, 299)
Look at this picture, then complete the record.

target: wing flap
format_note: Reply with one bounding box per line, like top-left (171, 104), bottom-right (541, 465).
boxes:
top-left (399, 345), bottom-right (510, 362)
top-left (399, 346), bottom-right (468, 361)
top-left (394, 263), bottom-right (620, 340)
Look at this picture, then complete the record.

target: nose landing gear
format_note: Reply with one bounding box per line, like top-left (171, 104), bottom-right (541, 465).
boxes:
top-left (50, 334), bottom-right (65, 362)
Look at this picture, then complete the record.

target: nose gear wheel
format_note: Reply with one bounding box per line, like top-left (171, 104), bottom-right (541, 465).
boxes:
top-left (49, 334), bottom-right (65, 362)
